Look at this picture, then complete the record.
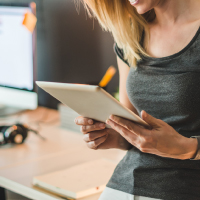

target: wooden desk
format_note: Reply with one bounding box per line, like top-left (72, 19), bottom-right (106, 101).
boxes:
top-left (0, 107), bottom-right (125, 200)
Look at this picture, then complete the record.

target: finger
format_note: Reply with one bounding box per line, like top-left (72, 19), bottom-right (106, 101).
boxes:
top-left (141, 110), bottom-right (160, 128)
top-left (106, 119), bottom-right (138, 143)
top-left (81, 122), bottom-right (106, 133)
top-left (87, 135), bottom-right (108, 149)
top-left (83, 130), bottom-right (107, 142)
top-left (74, 116), bottom-right (94, 125)
top-left (109, 115), bottom-right (145, 136)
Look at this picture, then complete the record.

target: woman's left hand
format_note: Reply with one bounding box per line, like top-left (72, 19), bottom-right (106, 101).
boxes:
top-left (106, 110), bottom-right (198, 160)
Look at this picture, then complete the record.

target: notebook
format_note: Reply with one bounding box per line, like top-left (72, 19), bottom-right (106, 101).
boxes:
top-left (33, 159), bottom-right (117, 199)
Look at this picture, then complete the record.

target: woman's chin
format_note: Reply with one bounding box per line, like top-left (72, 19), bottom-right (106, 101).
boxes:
top-left (133, 5), bottom-right (152, 15)
top-left (136, 7), bottom-right (151, 15)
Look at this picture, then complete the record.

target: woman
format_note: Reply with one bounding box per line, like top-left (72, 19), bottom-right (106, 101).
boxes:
top-left (75, 0), bottom-right (200, 199)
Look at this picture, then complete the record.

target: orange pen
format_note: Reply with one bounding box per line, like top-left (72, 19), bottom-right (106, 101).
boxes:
top-left (99, 66), bottom-right (116, 88)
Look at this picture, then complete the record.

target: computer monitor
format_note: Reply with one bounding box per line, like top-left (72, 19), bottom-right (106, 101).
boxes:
top-left (0, 3), bottom-right (37, 116)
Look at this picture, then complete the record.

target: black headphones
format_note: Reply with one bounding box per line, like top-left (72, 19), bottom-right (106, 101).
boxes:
top-left (0, 124), bottom-right (45, 145)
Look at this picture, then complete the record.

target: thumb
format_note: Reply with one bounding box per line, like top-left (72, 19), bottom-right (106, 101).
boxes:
top-left (141, 110), bottom-right (160, 128)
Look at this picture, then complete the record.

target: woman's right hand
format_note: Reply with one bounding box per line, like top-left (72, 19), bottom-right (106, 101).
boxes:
top-left (74, 116), bottom-right (132, 150)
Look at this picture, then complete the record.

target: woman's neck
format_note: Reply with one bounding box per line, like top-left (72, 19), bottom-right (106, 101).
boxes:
top-left (154, 0), bottom-right (199, 27)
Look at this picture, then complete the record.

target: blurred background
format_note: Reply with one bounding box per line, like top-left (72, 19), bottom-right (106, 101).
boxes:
top-left (0, 2), bottom-right (120, 199)
top-left (0, 0), bottom-right (119, 110)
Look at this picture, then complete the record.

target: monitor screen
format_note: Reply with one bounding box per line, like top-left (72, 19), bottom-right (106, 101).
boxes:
top-left (0, 6), bottom-right (34, 91)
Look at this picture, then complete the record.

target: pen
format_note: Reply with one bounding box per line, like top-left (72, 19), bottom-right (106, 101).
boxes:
top-left (99, 66), bottom-right (116, 88)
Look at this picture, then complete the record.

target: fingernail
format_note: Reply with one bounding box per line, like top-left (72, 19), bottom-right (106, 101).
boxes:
top-left (109, 115), bottom-right (114, 120)
top-left (88, 119), bottom-right (93, 124)
top-left (99, 123), bottom-right (105, 128)
top-left (142, 110), bottom-right (147, 118)
top-left (106, 119), bottom-right (110, 124)
top-left (74, 119), bottom-right (77, 123)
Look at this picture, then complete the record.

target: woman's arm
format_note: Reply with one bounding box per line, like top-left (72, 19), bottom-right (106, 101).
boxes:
top-left (117, 56), bottom-right (138, 115)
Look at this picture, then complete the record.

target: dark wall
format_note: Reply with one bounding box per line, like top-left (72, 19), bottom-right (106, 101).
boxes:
top-left (1, 0), bottom-right (119, 109)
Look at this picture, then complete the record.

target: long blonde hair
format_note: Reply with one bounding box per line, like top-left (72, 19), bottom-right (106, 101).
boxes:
top-left (78, 0), bottom-right (155, 67)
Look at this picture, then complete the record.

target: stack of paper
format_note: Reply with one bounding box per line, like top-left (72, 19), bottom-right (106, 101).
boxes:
top-left (33, 159), bottom-right (117, 199)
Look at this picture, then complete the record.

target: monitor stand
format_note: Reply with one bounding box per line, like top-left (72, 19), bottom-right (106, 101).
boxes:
top-left (0, 104), bottom-right (25, 117)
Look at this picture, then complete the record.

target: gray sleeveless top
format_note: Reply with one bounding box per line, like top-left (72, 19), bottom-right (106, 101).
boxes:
top-left (107, 26), bottom-right (200, 200)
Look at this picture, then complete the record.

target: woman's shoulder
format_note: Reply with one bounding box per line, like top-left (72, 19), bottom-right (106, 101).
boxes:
top-left (114, 43), bottom-right (130, 67)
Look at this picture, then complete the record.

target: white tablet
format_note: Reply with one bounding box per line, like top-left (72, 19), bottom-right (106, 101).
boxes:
top-left (36, 81), bottom-right (149, 128)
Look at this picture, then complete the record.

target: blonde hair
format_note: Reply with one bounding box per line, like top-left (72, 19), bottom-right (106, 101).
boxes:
top-left (77, 0), bottom-right (155, 67)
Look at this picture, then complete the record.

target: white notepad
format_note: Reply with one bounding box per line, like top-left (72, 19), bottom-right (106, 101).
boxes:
top-left (33, 159), bottom-right (117, 199)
